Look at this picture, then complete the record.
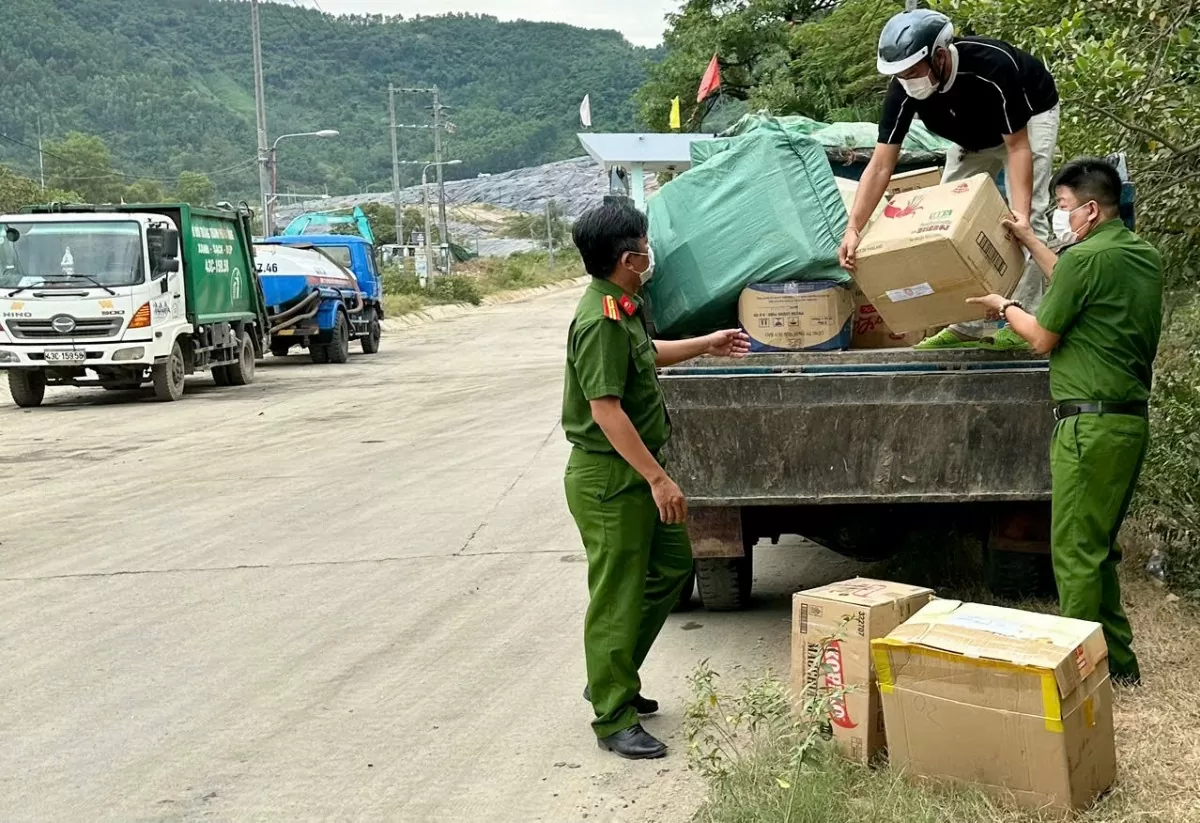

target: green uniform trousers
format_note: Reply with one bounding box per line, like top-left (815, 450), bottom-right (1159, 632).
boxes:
top-left (564, 448), bottom-right (694, 738)
top-left (1050, 413), bottom-right (1147, 681)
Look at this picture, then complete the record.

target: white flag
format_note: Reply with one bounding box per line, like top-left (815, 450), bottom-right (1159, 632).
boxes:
top-left (579, 94), bottom-right (592, 128)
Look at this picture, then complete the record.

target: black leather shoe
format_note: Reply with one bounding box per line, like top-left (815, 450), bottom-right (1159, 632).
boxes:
top-left (583, 686), bottom-right (659, 715)
top-left (597, 724), bottom-right (667, 760)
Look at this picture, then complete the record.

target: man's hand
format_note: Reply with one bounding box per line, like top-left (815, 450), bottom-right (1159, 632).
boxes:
top-left (706, 329), bottom-right (752, 359)
top-left (966, 293), bottom-right (1008, 320)
top-left (838, 227), bottom-right (861, 272)
top-left (1002, 212), bottom-right (1037, 248)
top-left (651, 475), bottom-right (688, 524)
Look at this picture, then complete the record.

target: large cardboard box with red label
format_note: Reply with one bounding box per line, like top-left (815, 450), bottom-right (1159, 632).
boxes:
top-left (853, 173), bottom-right (1025, 333)
top-left (872, 599), bottom-right (1116, 810)
top-left (790, 578), bottom-right (934, 763)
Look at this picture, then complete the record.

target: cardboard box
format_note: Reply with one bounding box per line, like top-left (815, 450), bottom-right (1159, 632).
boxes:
top-left (739, 281), bottom-right (854, 352)
top-left (872, 599), bottom-right (1116, 810)
top-left (790, 578), bottom-right (934, 763)
top-left (854, 174), bottom-right (1025, 333)
top-left (885, 167), bottom-right (944, 198)
top-left (851, 286), bottom-right (927, 349)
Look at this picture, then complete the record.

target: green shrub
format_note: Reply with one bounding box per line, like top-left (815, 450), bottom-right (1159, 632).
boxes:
top-left (1134, 297), bottom-right (1200, 596)
top-left (427, 275), bottom-right (483, 306)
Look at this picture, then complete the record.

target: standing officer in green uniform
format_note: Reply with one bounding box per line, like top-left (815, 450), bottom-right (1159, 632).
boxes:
top-left (969, 158), bottom-right (1163, 685)
top-left (563, 198), bottom-right (750, 759)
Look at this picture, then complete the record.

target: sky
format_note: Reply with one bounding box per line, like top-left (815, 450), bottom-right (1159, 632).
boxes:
top-left (296, 0), bottom-right (677, 47)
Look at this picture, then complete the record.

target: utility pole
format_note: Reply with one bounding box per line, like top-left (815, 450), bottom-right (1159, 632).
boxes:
top-left (546, 200), bottom-right (555, 272)
top-left (431, 86), bottom-right (448, 267)
top-left (421, 166), bottom-right (435, 288)
top-left (250, 0), bottom-right (272, 236)
top-left (36, 114), bottom-right (45, 191)
top-left (388, 84), bottom-right (403, 247)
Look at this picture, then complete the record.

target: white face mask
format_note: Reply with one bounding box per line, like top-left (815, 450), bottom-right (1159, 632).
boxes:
top-left (631, 247), bottom-right (655, 285)
top-left (1052, 202), bottom-right (1094, 246)
top-left (899, 74), bottom-right (937, 100)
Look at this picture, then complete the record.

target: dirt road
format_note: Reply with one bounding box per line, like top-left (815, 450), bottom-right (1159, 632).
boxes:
top-left (0, 287), bottom-right (861, 822)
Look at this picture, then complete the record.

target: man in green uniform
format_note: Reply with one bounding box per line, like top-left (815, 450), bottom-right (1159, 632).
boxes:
top-left (563, 198), bottom-right (750, 758)
top-left (969, 158), bottom-right (1162, 685)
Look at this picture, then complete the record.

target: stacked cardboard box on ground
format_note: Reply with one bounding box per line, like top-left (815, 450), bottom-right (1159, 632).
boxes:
top-left (790, 579), bottom-right (934, 762)
top-left (791, 581), bottom-right (1118, 811)
top-left (872, 599), bottom-right (1116, 811)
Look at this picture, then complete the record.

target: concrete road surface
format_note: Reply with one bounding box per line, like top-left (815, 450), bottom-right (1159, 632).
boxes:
top-left (0, 287), bottom-right (863, 822)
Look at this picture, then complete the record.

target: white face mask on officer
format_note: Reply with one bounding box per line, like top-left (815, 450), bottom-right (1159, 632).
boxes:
top-left (629, 247), bottom-right (655, 285)
top-left (1052, 201), bottom-right (1097, 246)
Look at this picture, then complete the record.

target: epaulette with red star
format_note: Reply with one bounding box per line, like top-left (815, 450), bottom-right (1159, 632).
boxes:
top-left (618, 295), bottom-right (637, 316)
top-left (602, 294), bottom-right (621, 321)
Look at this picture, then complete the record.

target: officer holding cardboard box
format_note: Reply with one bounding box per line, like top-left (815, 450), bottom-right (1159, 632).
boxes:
top-left (839, 8), bottom-right (1060, 351)
top-left (968, 157), bottom-right (1163, 686)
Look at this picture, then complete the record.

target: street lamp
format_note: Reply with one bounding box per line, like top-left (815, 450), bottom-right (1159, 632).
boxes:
top-left (421, 160), bottom-right (461, 281)
top-left (264, 129), bottom-right (340, 236)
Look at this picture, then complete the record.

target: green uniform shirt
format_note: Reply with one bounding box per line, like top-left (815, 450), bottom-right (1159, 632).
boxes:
top-left (1036, 219), bottom-right (1164, 403)
top-left (562, 277), bottom-right (670, 454)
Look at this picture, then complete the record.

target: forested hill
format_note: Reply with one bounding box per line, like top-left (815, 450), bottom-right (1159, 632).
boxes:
top-left (0, 0), bottom-right (656, 198)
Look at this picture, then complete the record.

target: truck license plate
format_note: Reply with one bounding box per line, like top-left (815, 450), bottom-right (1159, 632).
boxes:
top-left (44, 350), bottom-right (86, 363)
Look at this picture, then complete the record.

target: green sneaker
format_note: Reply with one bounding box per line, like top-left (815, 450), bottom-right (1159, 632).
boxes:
top-left (979, 327), bottom-right (1031, 352)
top-left (913, 328), bottom-right (981, 350)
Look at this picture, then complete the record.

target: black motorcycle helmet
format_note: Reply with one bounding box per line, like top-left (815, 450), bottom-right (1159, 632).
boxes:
top-left (877, 8), bottom-right (955, 76)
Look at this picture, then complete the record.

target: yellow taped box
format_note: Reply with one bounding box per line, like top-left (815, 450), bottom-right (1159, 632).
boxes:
top-left (872, 599), bottom-right (1115, 811)
top-left (853, 173), bottom-right (1025, 333)
top-left (790, 578), bottom-right (933, 763)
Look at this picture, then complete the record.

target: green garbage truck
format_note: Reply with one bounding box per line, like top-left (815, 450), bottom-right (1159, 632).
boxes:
top-left (0, 202), bottom-right (268, 405)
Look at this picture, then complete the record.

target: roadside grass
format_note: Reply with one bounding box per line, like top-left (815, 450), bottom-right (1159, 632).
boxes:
top-left (690, 569), bottom-right (1200, 823)
top-left (381, 249), bottom-right (584, 318)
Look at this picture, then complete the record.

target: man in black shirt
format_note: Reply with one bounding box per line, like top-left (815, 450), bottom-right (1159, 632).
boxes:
top-left (839, 9), bottom-right (1061, 350)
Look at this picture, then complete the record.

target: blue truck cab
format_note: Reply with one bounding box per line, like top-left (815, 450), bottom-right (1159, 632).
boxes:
top-left (257, 234), bottom-right (384, 363)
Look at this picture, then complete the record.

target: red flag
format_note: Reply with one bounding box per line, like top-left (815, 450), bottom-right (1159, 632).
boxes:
top-left (697, 54), bottom-right (721, 103)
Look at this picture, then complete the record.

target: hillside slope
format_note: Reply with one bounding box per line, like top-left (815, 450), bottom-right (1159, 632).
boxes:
top-left (0, 0), bottom-right (654, 196)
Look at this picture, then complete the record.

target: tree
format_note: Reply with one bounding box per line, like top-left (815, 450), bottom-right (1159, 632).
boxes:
top-left (0, 165), bottom-right (79, 213)
top-left (175, 171), bottom-right (214, 206)
top-left (43, 132), bottom-right (124, 203)
top-left (125, 178), bottom-right (166, 203)
top-left (938, 0), bottom-right (1200, 289)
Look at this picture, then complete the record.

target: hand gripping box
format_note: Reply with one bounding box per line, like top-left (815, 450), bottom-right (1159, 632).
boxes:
top-left (853, 173), bottom-right (1024, 333)
top-left (871, 599), bottom-right (1116, 810)
top-left (790, 578), bottom-right (934, 762)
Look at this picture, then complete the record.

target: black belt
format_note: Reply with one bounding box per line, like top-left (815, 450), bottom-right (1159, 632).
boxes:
top-left (1054, 400), bottom-right (1148, 421)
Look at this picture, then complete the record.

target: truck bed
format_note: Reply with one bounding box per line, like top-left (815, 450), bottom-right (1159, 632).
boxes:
top-left (659, 349), bottom-right (1053, 506)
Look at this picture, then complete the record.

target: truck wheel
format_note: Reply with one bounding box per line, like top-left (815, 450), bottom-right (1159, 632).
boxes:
top-left (361, 308), bottom-right (382, 354)
top-left (310, 345), bottom-right (330, 364)
top-left (695, 545), bottom-right (754, 611)
top-left (8, 370), bottom-right (46, 408)
top-left (329, 312), bottom-right (351, 364)
top-left (270, 342), bottom-right (291, 358)
top-left (227, 332), bottom-right (256, 386)
top-left (152, 340), bottom-right (186, 402)
top-left (984, 547), bottom-right (1056, 600)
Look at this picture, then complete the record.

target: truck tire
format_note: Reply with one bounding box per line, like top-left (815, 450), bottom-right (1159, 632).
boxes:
top-left (8, 370), bottom-right (46, 408)
top-left (361, 308), bottom-right (382, 355)
top-left (152, 340), bottom-right (186, 402)
top-left (270, 342), bottom-right (291, 358)
top-left (985, 547), bottom-right (1056, 600)
top-left (310, 344), bottom-right (330, 364)
top-left (695, 545), bottom-right (754, 611)
top-left (227, 332), bottom-right (256, 386)
top-left (329, 312), bottom-right (351, 364)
